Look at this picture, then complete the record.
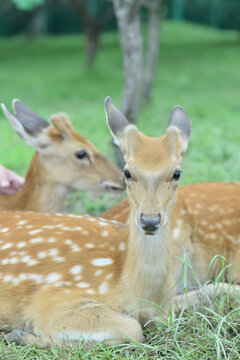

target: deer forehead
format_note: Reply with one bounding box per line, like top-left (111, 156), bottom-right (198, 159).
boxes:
top-left (126, 133), bottom-right (181, 172)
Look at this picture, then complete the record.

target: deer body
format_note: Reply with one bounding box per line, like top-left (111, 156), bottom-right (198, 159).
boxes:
top-left (0, 98), bottom-right (239, 347)
top-left (0, 101), bottom-right (124, 212)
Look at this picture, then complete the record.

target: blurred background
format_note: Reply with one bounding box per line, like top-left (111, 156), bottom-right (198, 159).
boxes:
top-left (0, 0), bottom-right (239, 214)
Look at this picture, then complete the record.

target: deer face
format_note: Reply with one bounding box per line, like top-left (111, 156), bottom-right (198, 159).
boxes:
top-left (1, 100), bottom-right (124, 195)
top-left (105, 97), bottom-right (191, 234)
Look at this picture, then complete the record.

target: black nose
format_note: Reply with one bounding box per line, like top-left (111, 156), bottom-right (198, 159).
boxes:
top-left (140, 213), bottom-right (161, 232)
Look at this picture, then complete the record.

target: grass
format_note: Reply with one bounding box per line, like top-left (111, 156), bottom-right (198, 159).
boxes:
top-left (0, 21), bottom-right (240, 213)
top-left (0, 21), bottom-right (240, 358)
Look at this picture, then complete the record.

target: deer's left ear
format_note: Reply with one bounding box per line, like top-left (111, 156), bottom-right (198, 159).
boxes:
top-left (105, 96), bottom-right (140, 154)
top-left (166, 105), bottom-right (191, 155)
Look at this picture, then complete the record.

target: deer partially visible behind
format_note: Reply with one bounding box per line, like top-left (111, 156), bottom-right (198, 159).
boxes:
top-left (0, 100), bottom-right (124, 212)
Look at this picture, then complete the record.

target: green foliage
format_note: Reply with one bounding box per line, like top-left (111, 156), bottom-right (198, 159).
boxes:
top-left (12, 0), bottom-right (44, 11)
top-left (0, 21), bottom-right (239, 216)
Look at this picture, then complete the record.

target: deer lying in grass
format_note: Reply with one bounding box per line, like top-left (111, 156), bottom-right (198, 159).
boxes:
top-left (0, 100), bottom-right (124, 212)
top-left (0, 98), bottom-right (239, 348)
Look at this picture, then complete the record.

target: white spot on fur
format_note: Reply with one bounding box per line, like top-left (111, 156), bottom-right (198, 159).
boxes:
top-left (85, 289), bottom-right (95, 295)
top-left (28, 259), bottom-right (38, 266)
top-left (82, 230), bottom-right (89, 235)
top-left (92, 258), bottom-right (113, 266)
top-left (30, 237), bottom-right (43, 243)
top-left (2, 259), bottom-right (9, 265)
top-left (75, 226), bottom-right (82, 231)
top-left (119, 242), bottom-right (126, 251)
top-left (95, 269), bottom-right (103, 277)
top-left (9, 257), bottom-right (18, 264)
top-left (37, 251), bottom-right (47, 259)
top-left (53, 256), bottom-right (65, 262)
top-left (88, 218), bottom-right (96, 222)
top-left (1, 228), bottom-right (9, 233)
top-left (70, 265), bottom-right (82, 275)
top-left (101, 230), bottom-right (108, 237)
top-left (48, 249), bottom-right (58, 256)
top-left (77, 282), bottom-right (90, 288)
top-left (2, 243), bottom-right (13, 250)
top-left (85, 243), bottom-right (94, 248)
top-left (74, 275), bottom-right (82, 281)
top-left (28, 274), bottom-right (43, 284)
top-left (17, 242), bottom-right (26, 248)
top-left (46, 273), bottom-right (62, 283)
top-left (65, 239), bottom-right (72, 245)
top-left (3, 274), bottom-right (12, 282)
top-left (172, 228), bottom-right (180, 239)
top-left (17, 220), bottom-right (27, 225)
top-left (99, 222), bottom-right (107, 226)
top-left (29, 229), bottom-right (42, 235)
top-left (105, 273), bottom-right (113, 280)
top-left (98, 282), bottom-right (108, 294)
top-left (71, 245), bottom-right (81, 252)
top-left (48, 237), bottom-right (56, 243)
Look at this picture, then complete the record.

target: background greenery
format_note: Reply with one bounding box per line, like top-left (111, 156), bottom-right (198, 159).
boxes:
top-left (0, 21), bottom-right (239, 214)
top-left (0, 21), bottom-right (240, 359)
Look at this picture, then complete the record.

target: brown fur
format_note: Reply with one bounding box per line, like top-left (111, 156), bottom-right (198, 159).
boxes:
top-left (0, 113), bottom-right (124, 212)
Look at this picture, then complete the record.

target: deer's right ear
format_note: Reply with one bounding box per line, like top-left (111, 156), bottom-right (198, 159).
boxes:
top-left (104, 97), bottom-right (131, 152)
top-left (1, 100), bottom-right (50, 150)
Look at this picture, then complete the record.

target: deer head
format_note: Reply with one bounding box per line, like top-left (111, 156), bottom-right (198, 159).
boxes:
top-left (105, 97), bottom-right (191, 234)
top-left (1, 100), bottom-right (124, 194)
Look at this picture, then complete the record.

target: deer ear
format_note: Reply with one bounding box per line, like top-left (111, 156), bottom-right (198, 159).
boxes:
top-left (12, 99), bottom-right (49, 135)
top-left (166, 105), bottom-right (191, 154)
top-left (1, 101), bottom-right (50, 150)
top-left (50, 113), bottom-right (74, 140)
top-left (104, 97), bottom-right (130, 150)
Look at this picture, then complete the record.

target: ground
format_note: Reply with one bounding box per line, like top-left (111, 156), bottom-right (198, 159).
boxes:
top-left (0, 21), bottom-right (239, 359)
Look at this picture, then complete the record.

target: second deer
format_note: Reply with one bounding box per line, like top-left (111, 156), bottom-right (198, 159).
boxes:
top-left (0, 100), bottom-right (124, 212)
top-left (0, 98), bottom-right (239, 348)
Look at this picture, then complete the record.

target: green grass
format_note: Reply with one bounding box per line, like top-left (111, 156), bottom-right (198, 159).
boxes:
top-left (0, 21), bottom-right (240, 358)
top-left (0, 21), bottom-right (240, 213)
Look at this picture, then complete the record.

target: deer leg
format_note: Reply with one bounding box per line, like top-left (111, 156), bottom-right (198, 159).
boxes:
top-left (11, 288), bottom-right (143, 348)
top-left (172, 282), bottom-right (240, 312)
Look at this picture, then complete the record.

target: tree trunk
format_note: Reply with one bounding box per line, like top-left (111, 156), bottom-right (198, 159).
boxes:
top-left (113, 0), bottom-right (143, 125)
top-left (143, 0), bottom-right (162, 103)
top-left (85, 24), bottom-right (101, 67)
top-left (27, 5), bottom-right (46, 37)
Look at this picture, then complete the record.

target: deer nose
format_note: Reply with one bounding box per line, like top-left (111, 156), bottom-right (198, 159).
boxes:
top-left (140, 213), bottom-right (161, 232)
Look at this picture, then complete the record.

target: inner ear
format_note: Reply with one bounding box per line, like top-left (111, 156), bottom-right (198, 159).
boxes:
top-left (167, 105), bottom-right (191, 155)
top-left (50, 113), bottom-right (73, 139)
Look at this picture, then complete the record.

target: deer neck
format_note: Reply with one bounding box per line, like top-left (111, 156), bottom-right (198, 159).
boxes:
top-left (116, 208), bottom-right (172, 316)
top-left (13, 153), bottom-right (68, 213)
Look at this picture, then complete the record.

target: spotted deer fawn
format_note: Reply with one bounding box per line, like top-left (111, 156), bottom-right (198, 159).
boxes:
top-left (0, 100), bottom-right (124, 212)
top-left (0, 98), bottom-right (239, 348)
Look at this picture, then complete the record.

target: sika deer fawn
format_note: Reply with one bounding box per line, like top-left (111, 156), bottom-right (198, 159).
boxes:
top-left (0, 98), bottom-right (239, 348)
top-left (0, 100), bottom-right (124, 212)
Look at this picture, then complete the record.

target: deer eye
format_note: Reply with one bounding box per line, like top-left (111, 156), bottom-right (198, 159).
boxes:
top-left (124, 169), bottom-right (132, 180)
top-left (75, 150), bottom-right (87, 159)
top-left (172, 170), bottom-right (181, 181)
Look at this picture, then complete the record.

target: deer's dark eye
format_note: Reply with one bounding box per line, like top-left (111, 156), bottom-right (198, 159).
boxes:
top-left (75, 150), bottom-right (87, 159)
top-left (124, 169), bottom-right (132, 180)
top-left (172, 170), bottom-right (181, 181)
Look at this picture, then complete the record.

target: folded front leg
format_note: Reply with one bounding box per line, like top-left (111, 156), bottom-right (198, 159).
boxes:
top-left (12, 288), bottom-right (143, 348)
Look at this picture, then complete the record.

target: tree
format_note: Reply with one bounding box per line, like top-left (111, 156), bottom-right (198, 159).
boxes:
top-left (64, 0), bottom-right (114, 67)
top-left (113, 0), bottom-right (163, 167)
top-left (113, 0), bottom-right (163, 126)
